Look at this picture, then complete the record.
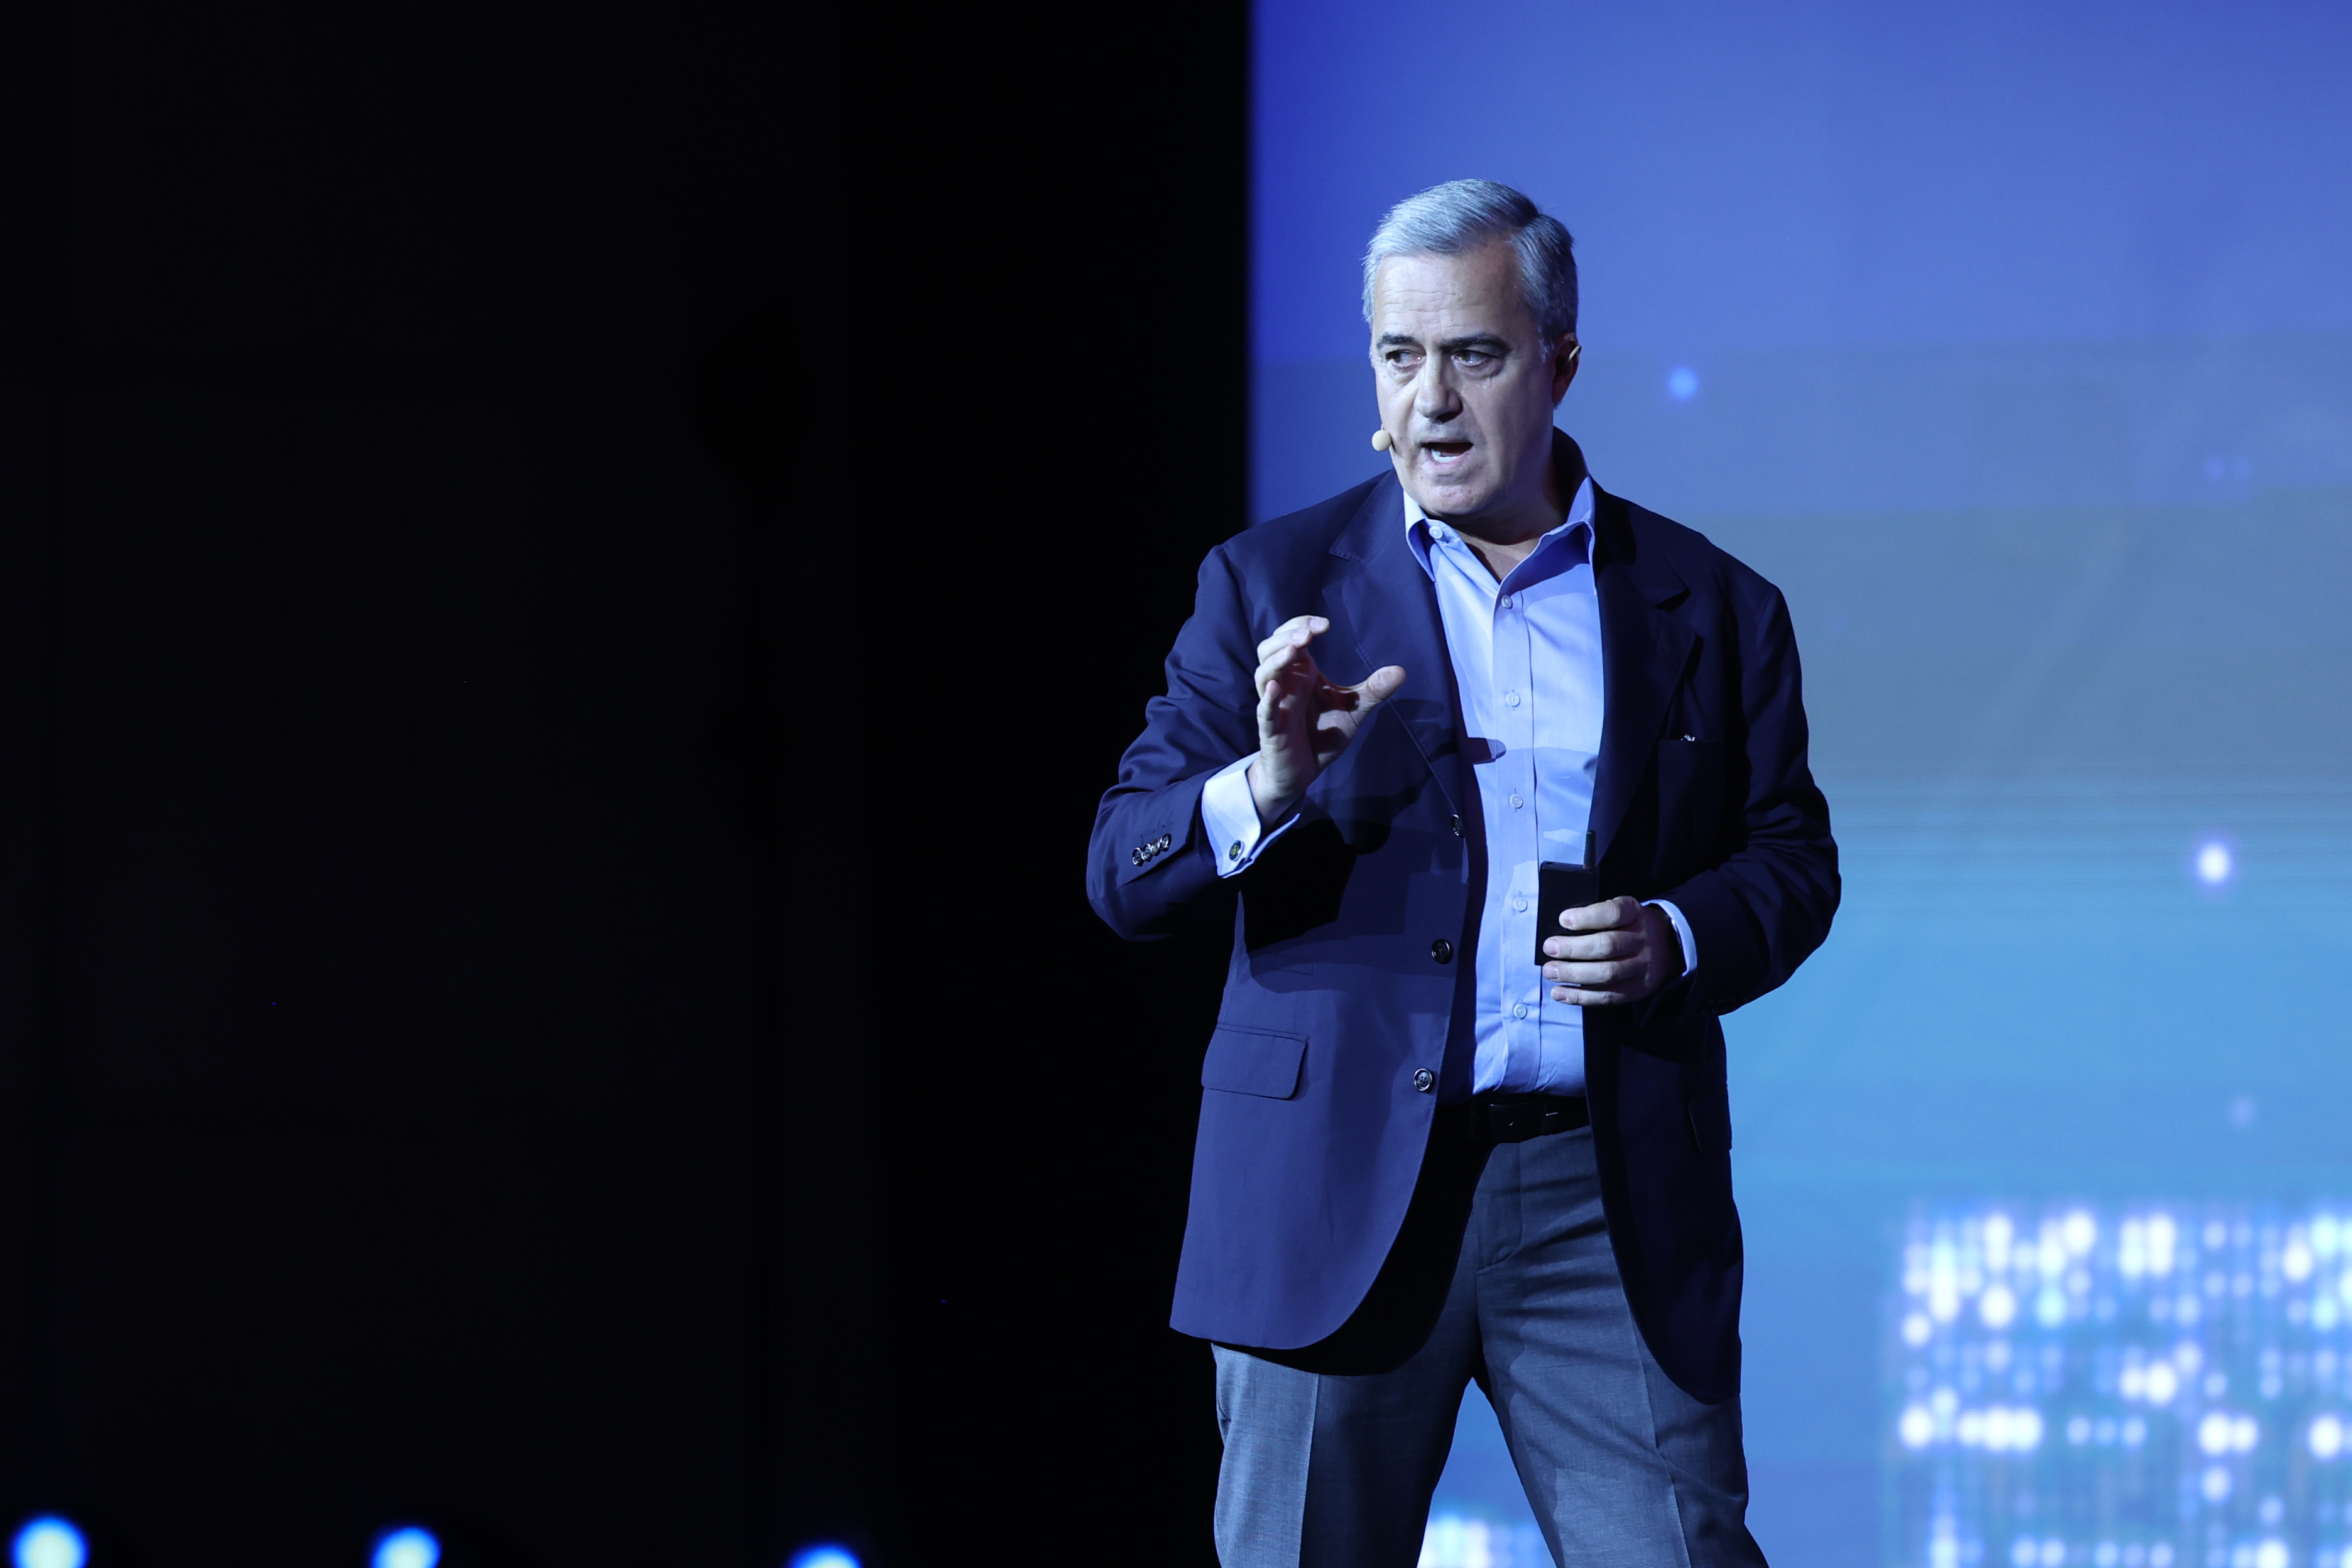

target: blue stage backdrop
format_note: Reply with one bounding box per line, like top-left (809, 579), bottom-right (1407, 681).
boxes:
top-left (1250, 4), bottom-right (2352, 1564)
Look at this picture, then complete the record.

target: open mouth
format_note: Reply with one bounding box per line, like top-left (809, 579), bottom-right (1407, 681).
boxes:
top-left (1422, 441), bottom-right (1472, 466)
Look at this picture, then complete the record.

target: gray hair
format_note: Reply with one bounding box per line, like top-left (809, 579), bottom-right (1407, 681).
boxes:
top-left (1361, 179), bottom-right (1578, 342)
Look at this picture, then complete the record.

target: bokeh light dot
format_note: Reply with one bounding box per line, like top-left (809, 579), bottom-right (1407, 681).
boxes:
top-left (373, 1526), bottom-right (440, 1568)
top-left (1979, 1283), bottom-right (2017, 1329)
top-left (12, 1518), bottom-right (85, 1568)
top-left (787, 1548), bottom-right (862, 1568)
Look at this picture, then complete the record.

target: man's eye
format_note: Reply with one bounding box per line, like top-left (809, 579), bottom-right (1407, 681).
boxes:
top-left (1457, 351), bottom-right (1492, 368)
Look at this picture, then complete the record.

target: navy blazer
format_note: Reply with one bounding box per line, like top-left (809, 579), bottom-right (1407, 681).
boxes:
top-left (1086, 438), bottom-right (1838, 1402)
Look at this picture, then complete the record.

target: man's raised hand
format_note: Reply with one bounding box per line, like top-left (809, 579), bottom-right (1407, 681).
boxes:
top-left (1245, 616), bottom-right (1406, 827)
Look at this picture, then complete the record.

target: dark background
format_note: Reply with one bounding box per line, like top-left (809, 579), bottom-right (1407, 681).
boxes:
top-left (1, 2), bottom-right (1245, 1563)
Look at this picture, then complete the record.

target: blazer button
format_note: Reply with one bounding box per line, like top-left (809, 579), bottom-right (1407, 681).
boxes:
top-left (1413, 1068), bottom-right (1436, 1093)
top-left (1450, 815), bottom-right (1464, 837)
top-left (1430, 939), bottom-right (1454, 964)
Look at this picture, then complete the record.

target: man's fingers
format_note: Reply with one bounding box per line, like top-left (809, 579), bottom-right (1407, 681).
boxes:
top-left (1546, 950), bottom-right (1643, 1006)
top-left (1542, 929), bottom-right (1641, 962)
top-left (1544, 900), bottom-right (1662, 1004)
top-left (1254, 639), bottom-right (1322, 698)
top-left (1294, 662), bottom-right (1407, 715)
top-left (1544, 956), bottom-right (1638, 985)
top-left (1348, 665), bottom-right (1407, 708)
top-left (1555, 895), bottom-right (1643, 934)
top-left (1254, 615), bottom-right (1331, 663)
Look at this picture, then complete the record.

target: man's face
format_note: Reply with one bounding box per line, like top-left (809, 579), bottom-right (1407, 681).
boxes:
top-left (1369, 242), bottom-right (1577, 525)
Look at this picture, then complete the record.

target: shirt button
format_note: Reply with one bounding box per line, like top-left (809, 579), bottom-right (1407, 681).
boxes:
top-left (1510, 793), bottom-right (1525, 808)
top-left (1413, 1068), bottom-right (1436, 1093)
top-left (1503, 690), bottom-right (1521, 708)
top-left (1430, 939), bottom-right (1454, 964)
top-left (1498, 594), bottom-right (1513, 609)
top-left (1513, 1003), bottom-right (1530, 1020)
top-left (1511, 896), bottom-right (1528, 912)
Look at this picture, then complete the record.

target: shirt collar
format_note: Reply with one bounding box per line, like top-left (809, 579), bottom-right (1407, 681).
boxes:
top-left (1403, 472), bottom-right (1596, 582)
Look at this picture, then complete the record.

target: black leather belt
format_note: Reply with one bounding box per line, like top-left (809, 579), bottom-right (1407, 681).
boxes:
top-left (1458, 1092), bottom-right (1589, 1145)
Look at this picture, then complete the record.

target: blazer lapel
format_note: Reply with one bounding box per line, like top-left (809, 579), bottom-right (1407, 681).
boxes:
top-left (1320, 476), bottom-right (1471, 816)
top-left (1589, 486), bottom-right (1694, 867)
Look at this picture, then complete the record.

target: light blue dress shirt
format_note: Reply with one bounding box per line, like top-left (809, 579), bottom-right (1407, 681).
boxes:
top-left (1200, 472), bottom-right (1695, 1096)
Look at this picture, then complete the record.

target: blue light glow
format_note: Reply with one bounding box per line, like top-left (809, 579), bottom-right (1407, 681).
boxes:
top-left (2194, 839), bottom-right (2234, 887)
top-left (371, 1526), bottom-right (440, 1568)
top-left (1420, 1513), bottom-right (1548, 1566)
top-left (1666, 366), bottom-right (1699, 400)
top-left (785, 1547), bottom-right (860, 1568)
top-left (11, 1518), bottom-right (86, 1568)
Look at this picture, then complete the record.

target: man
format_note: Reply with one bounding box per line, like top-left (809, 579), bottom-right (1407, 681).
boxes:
top-left (1087, 180), bottom-right (1838, 1566)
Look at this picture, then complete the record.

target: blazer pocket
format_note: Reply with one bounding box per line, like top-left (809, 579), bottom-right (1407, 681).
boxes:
top-left (1686, 1089), bottom-right (1733, 1153)
top-left (1200, 1025), bottom-right (1307, 1099)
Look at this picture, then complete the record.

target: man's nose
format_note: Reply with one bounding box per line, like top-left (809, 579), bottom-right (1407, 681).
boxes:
top-left (1414, 363), bottom-right (1462, 420)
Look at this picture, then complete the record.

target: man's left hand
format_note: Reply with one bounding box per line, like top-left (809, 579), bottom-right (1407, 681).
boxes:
top-left (1542, 897), bottom-right (1679, 1006)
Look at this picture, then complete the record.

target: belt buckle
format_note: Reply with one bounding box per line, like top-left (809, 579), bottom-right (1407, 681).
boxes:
top-left (1474, 1095), bottom-right (1585, 1145)
top-left (1483, 1099), bottom-right (1534, 1145)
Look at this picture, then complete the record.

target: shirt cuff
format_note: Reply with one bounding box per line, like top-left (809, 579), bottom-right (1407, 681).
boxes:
top-left (1646, 899), bottom-right (1698, 979)
top-left (1200, 754), bottom-right (1299, 878)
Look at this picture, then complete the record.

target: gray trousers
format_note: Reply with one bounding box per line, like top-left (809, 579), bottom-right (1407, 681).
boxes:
top-left (1211, 1124), bottom-right (1767, 1567)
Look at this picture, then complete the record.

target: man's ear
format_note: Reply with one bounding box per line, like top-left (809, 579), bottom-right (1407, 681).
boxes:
top-left (1552, 336), bottom-right (1581, 403)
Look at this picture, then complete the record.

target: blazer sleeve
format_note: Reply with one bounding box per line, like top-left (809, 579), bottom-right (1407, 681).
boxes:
top-left (1658, 583), bottom-right (1840, 1016)
top-left (1086, 544), bottom-right (1263, 941)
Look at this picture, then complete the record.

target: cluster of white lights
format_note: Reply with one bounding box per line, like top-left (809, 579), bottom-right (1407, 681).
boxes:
top-left (2012, 1539), bottom-right (2175, 1568)
top-left (2121, 1341), bottom-right (2197, 1403)
top-left (1902, 1210), bottom-right (2105, 1341)
top-left (1898, 1395), bottom-right (2044, 1452)
top-left (1894, 1201), bottom-right (2352, 1568)
top-left (2117, 1216), bottom-right (2182, 1278)
top-left (2293, 1216), bottom-right (2352, 1330)
top-left (2195, 1412), bottom-right (2262, 1454)
top-left (1902, 1209), bottom-right (2352, 1347)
